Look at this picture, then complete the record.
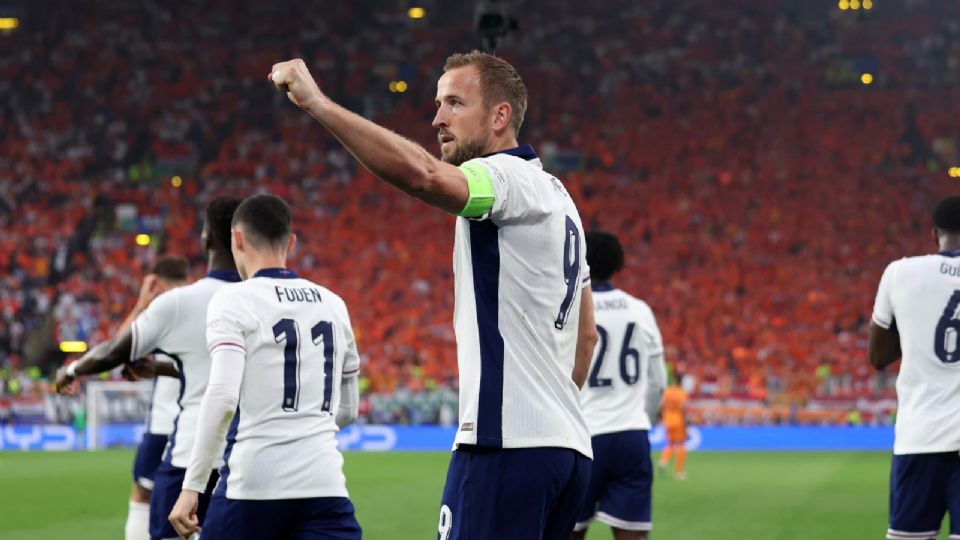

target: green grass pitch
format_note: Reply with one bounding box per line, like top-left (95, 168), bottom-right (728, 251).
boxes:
top-left (0, 450), bottom-right (939, 539)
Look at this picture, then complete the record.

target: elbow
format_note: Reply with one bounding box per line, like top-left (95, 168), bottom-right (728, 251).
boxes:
top-left (397, 153), bottom-right (441, 196)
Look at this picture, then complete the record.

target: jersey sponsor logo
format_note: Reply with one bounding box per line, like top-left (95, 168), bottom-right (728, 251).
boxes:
top-left (459, 422), bottom-right (474, 432)
top-left (273, 286), bottom-right (324, 303)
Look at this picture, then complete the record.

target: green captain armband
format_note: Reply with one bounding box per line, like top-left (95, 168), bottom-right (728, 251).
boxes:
top-left (457, 162), bottom-right (496, 218)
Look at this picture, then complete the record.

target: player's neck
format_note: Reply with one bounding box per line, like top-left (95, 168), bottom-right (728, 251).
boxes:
top-left (939, 236), bottom-right (960, 253)
top-left (484, 136), bottom-right (520, 155)
top-left (207, 250), bottom-right (237, 274)
top-left (242, 253), bottom-right (288, 279)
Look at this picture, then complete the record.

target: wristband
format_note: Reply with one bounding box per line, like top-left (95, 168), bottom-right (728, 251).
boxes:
top-left (66, 362), bottom-right (79, 379)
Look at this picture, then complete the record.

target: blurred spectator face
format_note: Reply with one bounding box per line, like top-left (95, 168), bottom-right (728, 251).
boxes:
top-left (433, 66), bottom-right (492, 166)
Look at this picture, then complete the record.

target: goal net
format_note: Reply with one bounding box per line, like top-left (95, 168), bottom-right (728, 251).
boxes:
top-left (85, 380), bottom-right (154, 450)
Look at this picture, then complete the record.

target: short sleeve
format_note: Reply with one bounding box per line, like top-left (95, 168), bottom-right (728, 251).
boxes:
top-left (130, 290), bottom-right (180, 361)
top-left (463, 156), bottom-right (554, 224)
top-left (872, 261), bottom-right (898, 329)
top-left (206, 287), bottom-right (252, 355)
top-left (579, 226), bottom-right (591, 290)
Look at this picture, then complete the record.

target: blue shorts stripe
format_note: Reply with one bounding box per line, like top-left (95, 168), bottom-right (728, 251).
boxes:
top-left (215, 406), bottom-right (240, 498)
top-left (469, 220), bottom-right (504, 448)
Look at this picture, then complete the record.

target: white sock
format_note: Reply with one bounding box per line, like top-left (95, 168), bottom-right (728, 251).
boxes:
top-left (125, 500), bottom-right (151, 540)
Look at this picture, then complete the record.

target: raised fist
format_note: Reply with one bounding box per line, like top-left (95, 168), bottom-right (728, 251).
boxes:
top-left (269, 59), bottom-right (325, 110)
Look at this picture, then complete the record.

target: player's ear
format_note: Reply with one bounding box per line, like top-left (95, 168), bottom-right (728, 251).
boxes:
top-left (232, 227), bottom-right (244, 253)
top-left (491, 102), bottom-right (512, 134)
top-left (286, 233), bottom-right (298, 256)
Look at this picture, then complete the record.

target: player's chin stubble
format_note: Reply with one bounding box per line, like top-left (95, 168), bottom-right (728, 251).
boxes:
top-left (442, 138), bottom-right (488, 166)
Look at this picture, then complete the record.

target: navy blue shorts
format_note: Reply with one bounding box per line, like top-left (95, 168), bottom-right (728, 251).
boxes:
top-left (201, 495), bottom-right (361, 540)
top-left (888, 452), bottom-right (960, 540)
top-left (575, 430), bottom-right (653, 533)
top-left (438, 445), bottom-right (591, 540)
top-left (149, 462), bottom-right (218, 540)
top-left (132, 432), bottom-right (169, 490)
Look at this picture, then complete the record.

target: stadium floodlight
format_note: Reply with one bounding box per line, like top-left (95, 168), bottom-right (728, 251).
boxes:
top-left (474, 1), bottom-right (518, 52)
top-left (60, 341), bottom-right (88, 353)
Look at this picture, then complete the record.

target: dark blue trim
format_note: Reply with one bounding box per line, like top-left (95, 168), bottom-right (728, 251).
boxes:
top-left (215, 406), bottom-right (240, 497)
top-left (482, 144), bottom-right (537, 161)
top-left (469, 220), bottom-right (504, 448)
top-left (207, 270), bottom-right (242, 282)
top-left (144, 378), bottom-right (158, 432)
top-left (253, 268), bottom-right (299, 279)
top-left (939, 249), bottom-right (960, 258)
top-left (592, 282), bottom-right (614, 292)
top-left (156, 350), bottom-right (184, 465)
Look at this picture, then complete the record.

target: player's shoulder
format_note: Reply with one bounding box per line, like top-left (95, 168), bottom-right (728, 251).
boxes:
top-left (288, 277), bottom-right (350, 312)
top-left (886, 254), bottom-right (946, 277)
top-left (612, 288), bottom-right (656, 317)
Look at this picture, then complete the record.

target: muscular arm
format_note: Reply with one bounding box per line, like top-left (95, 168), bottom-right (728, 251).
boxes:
top-left (868, 320), bottom-right (901, 370)
top-left (71, 330), bottom-right (134, 377)
top-left (270, 60), bottom-right (469, 214)
top-left (573, 287), bottom-right (599, 389)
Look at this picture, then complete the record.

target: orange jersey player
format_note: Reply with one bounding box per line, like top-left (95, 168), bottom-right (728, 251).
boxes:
top-left (658, 383), bottom-right (688, 480)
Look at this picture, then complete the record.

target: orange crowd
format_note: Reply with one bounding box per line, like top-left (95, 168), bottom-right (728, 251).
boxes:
top-left (3, 0), bottom-right (960, 422)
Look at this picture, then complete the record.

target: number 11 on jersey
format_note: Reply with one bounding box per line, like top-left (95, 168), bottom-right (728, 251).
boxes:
top-left (273, 319), bottom-right (336, 412)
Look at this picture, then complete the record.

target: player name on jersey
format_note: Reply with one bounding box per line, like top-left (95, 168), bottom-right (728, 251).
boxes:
top-left (273, 285), bottom-right (324, 303)
top-left (595, 297), bottom-right (628, 311)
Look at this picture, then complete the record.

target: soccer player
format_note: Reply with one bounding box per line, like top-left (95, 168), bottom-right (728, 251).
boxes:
top-left (56, 255), bottom-right (187, 540)
top-left (269, 51), bottom-right (597, 540)
top-left (124, 256), bottom-right (188, 540)
top-left (870, 195), bottom-right (960, 540)
top-left (55, 196), bottom-right (243, 540)
top-left (168, 194), bottom-right (361, 540)
top-left (657, 382), bottom-right (688, 480)
top-left (572, 232), bottom-right (666, 540)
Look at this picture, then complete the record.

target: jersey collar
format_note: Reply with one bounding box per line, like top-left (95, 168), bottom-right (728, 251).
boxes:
top-left (592, 282), bottom-right (615, 292)
top-left (482, 144), bottom-right (538, 161)
top-left (207, 269), bottom-right (242, 282)
top-left (253, 267), bottom-right (299, 279)
top-left (940, 248), bottom-right (960, 258)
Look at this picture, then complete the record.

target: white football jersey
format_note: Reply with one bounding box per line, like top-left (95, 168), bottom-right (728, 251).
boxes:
top-left (452, 146), bottom-right (592, 458)
top-left (145, 374), bottom-right (179, 435)
top-left (206, 269), bottom-right (359, 500)
top-left (579, 286), bottom-right (666, 436)
top-left (131, 271), bottom-right (240, 468)
top-left (873, 252), bottom-right (960, 454)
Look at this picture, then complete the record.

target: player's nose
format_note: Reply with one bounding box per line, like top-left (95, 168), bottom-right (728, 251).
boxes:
top-left (431, 107), bottom-right (448, 129)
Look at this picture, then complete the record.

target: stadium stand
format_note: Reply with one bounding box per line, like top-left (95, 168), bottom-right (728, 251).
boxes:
top-left (2, 0), bottom-right (958, 424)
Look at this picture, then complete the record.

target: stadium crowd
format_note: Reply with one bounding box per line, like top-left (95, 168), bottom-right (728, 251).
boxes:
top-left (3, 0), bottom-right (959, 425)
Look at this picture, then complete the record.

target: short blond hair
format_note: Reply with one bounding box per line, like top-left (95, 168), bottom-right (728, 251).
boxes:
top-left (444, 50), bottom-right (528, 136)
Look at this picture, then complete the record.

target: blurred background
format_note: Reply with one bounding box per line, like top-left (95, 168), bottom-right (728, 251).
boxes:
top-left (1, 0), bottom-right (958, 432)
